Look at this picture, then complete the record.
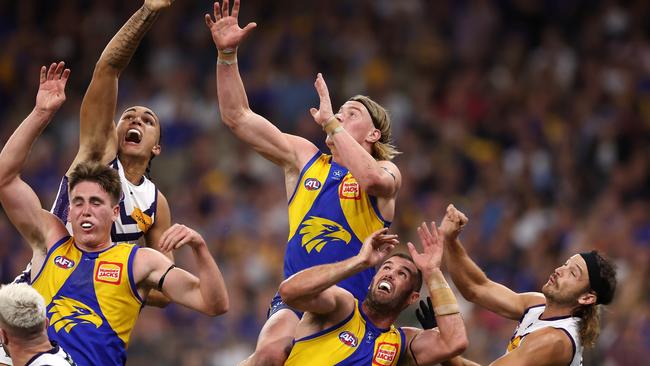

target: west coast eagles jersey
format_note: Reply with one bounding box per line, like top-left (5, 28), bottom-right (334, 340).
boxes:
top-left (285, 299), bottom-right (406, 366)
top-left (51, 157), bottom-right (158, 244)
top-left (285, 152), bottom-right (390, 301)
top-left (31, 236), bottom-right (143, 366)
top-left (506, 304), bottom-right (583, 366)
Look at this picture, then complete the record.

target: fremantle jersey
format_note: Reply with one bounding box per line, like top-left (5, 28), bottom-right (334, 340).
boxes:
top-left (285, 152), bottom-right (390, 301)
top-left (31, 236), bottom-right (143, 366)
top-left (285, 299), bottom-right (405, 366)
top-left (51, 158), bottom-right (158, 244)
top-left (25, 342), bottom-right (76, 366)
top-left (506, 304), bottom-right (583, 366)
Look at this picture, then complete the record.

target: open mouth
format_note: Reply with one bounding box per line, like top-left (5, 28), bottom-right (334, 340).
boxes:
top-left (125, 128), bottom-right (142, 144)
top-left (81, 221), bottom-right (94, 230)
top-left (377, 280), bottom-right (392, 294)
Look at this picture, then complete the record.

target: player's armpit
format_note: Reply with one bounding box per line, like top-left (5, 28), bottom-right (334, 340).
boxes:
top-left (489, 328), bottom-right (574, 366)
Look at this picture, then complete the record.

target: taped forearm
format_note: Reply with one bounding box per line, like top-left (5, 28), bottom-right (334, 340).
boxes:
top-left (426, 270), bottom-right (460, 316)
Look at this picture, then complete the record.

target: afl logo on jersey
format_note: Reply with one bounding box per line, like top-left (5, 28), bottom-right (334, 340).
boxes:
top-left (338, 331), bottom-right (358, 348)
top-left (54, 256), bottom-right (75, 269)
top-left (304, 178), bottom-right (322, 191)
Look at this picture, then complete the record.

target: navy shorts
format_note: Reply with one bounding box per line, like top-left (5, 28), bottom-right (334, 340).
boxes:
top-left (267, 291), bottom-right (303, 320)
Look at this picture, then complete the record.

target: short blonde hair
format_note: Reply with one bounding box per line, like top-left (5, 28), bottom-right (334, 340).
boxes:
top-left (349, 95), bottom-right (400, 161)
top-left (0, 284), bottom-right (46, 337)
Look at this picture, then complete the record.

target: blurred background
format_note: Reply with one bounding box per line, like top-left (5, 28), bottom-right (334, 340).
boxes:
top-left (0, 0), bottom-right (648, 365)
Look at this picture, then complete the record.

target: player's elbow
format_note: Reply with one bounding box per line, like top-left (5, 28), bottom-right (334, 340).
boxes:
top-left (204, 297), bottom-right (229, 317)
top-left (219, 108), bottom-right (249, 129)
top-left (449, 334), bottom-right (469, 357)
top-left (278, 279), bottom-right (299, 307)
top-left (94, 59), bottom-right (121, 77)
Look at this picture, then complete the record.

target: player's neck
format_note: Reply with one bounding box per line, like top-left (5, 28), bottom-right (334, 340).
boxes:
top-left (7, 336), bottom-right (52, 366)
top-left (540, 301), bottom-right (575, 319)
top-left (117, 154), bottom-right (147, 185)
top-left (361, 301), bottom-right (398, 329)
top-left (75, 238), bottom-right (113, 253)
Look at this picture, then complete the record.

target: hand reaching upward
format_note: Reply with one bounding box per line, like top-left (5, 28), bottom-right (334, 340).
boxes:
top-left (407, 222), bottom-right (444, 275)
top-left (357, 228), bottom-right (399, 267)
top-left (36, 62), bottom-right (70, 114)
top-left (205, 0), bottom-right (257, 51)
top-left (309, 73), bottom-right (336, 126)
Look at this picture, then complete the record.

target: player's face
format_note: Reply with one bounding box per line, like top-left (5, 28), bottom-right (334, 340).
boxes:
top-left (326, 101), bottom-right (379, 152)
top-left (68, 181), bottom-right (119, 247)
top-left (116, 106), bottom-right (161, 161)
top-left (367, 257), bottom-right (419, 312)
top-left (542, 255), bottom-right (591, 305)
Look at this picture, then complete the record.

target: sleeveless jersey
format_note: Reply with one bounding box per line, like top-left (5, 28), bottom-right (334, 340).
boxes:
top-left (26, 342), bottom-right (77, 366)
top-left (286, 299), bottom-right (406, 366)
top-left (506, 304), bottom-right (583, 366)
top-left (51, 158), bottom-right (158, 244)
top-left (285, 152), bottom-right (389, 301)
top-left (31, 236), bottom-right (144, 366)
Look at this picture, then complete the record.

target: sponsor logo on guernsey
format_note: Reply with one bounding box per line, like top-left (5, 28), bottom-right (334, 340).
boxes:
top-left (338, 331), bottom-right (358, 347)
top-left (95, 261), bottom-right (123, 285)
top-left (299, 216), bottom-right (352, 253)
top-left (304, 178), bottom-right (322, 191)
top-left (54, 256), bottom-right (75, 269)
top-left (332, 169), bottom-right (344, 180)
top-left (49, 296), bottom-right (103, 333)
top-left (339, 177), bottom-right (361, 200)
top-left (373, 342), bottom-right (398, 365)
top-left (507, 335), bottom-right (522, 352)
top-left (130, 207), bottom-right (153, 233)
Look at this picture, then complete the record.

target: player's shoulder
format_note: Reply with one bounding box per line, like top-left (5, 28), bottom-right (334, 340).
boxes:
top-left (521, 327), bottom-right (574, 360)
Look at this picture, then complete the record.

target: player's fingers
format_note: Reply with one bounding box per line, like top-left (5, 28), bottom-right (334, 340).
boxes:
top-left (46, 63), bottom-right (57, 80)
top-left (427, 296), bottom-right (433, 310)
top-left (222, 0), bottom-right (229, 17)
top-left (39, 66), bottom-right (46, 84)
top-left (214, 2), bottom-right (221, 20)
top-left (406, 242), bottom-right (418, 257)
top-left (309, 107), bottom-right (318, 118)
top-left (429, 221), bottom-right (439, 242)
top-left (242, 22), bottom-right (257, 35)
top-left (232, 0), bottom-right (240, 18)
top-left (61, 69), bottom-right (71, 83)
top-left (205, 13), bottom-right (214, 27)
top-left (54, 61), bottom-right (65, 79)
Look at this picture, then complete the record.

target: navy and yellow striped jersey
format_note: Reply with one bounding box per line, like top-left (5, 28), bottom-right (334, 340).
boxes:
top-left (285, 152), bottom-right (390, 301)
top-left (31, 236), bottom-right (144, 366)
top-left (285, 299), bottom-right (406, 365)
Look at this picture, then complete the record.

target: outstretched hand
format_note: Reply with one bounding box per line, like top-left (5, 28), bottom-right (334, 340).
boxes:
top-left (144, 0), bottom-right (174, 12)
top-left (205, 0), bottom-right (257, 51)
top-left (309, 73), bottom-right (336, 126)
top-left (36, 62), bottom-right (70, 114)
top-left (159, 224), bottom-right (206, 253)
top-left (407, 222), bottom-right (444, 274)
top-left (358, 228), bottom-right (399, 267)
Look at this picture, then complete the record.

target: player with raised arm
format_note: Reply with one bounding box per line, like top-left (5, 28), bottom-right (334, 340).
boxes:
top-left (280, 223), bottom-right (467, 365)
top-left (0, 63), bottom-right (228, 366)
top-left (205, 0), bottom-right (402, 364)
top-left (439, 205), bottom-right (616, 366)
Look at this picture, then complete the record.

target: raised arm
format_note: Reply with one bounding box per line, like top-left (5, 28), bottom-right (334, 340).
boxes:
top-left (205, 0), bottom-right (317, 170)
top-left (279, 228), bottom-right (398, 315)
top-left (0, 63), bottom-right (71, 251)
top-left (441, 205), bottom-right (544, 320)
top-left (402, 222), bottom-right (468, 365)
top-left (309, 73), bottom-right (401, 198)
top-left (136, 224), bottom-right (228, 316)
top-left (69, 0), bottom-right (174, 174)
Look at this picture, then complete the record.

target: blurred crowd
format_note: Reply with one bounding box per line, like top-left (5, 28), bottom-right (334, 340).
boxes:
top-left (0, 0), bottom-right (648, 365)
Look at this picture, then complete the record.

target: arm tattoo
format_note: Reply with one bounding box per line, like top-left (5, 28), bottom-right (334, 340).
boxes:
top-left (104, 6), bottom-right (160, 70)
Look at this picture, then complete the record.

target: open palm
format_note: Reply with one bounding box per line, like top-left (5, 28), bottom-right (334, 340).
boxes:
top-left (36, 62), bottom-right (70, 113)
top-left (205, 0), bottom-right (257, 51)
top-left (407, 222), bottom-right (444, 273)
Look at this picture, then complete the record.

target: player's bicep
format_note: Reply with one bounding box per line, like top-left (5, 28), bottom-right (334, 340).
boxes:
top-left (369, 161), bottom-right (401, 198)
top-left (473, 281), bottom-right (545, 320)
top-left (489, 329), bottom-right (573, 366)
top-left (78, 65), bottom-right (119, 157)
top-left (224, 110), bottom-right (317, 167)
top-left (0, 178), bottom-right (58, 249)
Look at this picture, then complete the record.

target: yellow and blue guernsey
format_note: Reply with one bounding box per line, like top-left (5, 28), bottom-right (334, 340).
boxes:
top-left (285, 299), bottom-right (406, 365)
top-left (31, 236), bottom-right (144, 366)
top-left (286, 152), bottom-right (390, 301)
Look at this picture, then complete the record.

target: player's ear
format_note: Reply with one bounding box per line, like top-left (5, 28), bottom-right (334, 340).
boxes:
top-left (0, 328), bottom-right (8, 346)
top-left (366, 128), bottom-right (381, 144)
top-left (578, 291), bottom-right (597, 306)
top-left (151, 144), bottom-right (161, 157)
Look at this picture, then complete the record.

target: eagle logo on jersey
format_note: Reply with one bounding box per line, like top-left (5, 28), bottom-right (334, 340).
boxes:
top-left (299, 216), bottom-right (351, 253)
top-left (48, 296), bottom-right (103, 333)
top-left (130, 207), bottom-right (153, 233)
